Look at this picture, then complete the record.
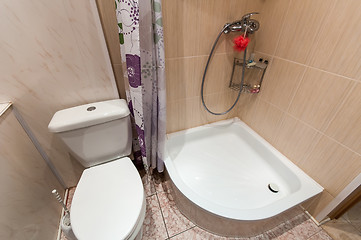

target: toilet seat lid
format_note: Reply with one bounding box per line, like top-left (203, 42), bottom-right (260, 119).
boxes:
top-left (70, 157), bottom-right (144, 240)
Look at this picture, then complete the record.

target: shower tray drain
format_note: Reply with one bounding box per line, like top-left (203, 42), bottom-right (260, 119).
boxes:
top-left (268, 183), bottom-right (279, 193)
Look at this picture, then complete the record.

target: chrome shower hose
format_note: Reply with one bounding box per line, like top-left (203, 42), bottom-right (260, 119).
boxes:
top-left (201, 26), bottom-right (247, 115)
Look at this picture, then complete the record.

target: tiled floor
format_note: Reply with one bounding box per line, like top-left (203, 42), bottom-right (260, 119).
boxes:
top-left (61, 171), bottom-right (335, 240)
top-left (322, 200), bottom-right (361, 240)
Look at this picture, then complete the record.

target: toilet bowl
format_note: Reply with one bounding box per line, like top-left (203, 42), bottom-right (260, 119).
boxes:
top-left (71, 158), bottom-right (145, 240)
top-left (48, 99), bottom-right (145, 240)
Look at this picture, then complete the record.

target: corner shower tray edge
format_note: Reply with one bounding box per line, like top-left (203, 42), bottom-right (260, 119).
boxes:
top-left (164, 118), bottom-right (323, 237)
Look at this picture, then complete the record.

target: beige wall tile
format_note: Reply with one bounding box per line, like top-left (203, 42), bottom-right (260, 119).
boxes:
top-left (251, 0), bottom-right (290, 55)
top-left (185, 93), bottom-right (234, 131)
top-left (186, 96), bottom-right (210, 129)
top-left (162, 0), bottom-right (248, 58)
top-left (259, 58), bottom-right (305, 111)
top-left (177, 96), bottom-right (211, 131)
top-left (308, 0), bottom-right (361, 79)
top-left (164, 0), bottom-right (361, 221)
top-left (302, 191), bottom-right (334, 217)
top-left (274, 114), bottom-right (322, 165)
top-left (165, 56), bottom-right (206, 101)
top-left (237, 93), bottom-right (259, 120)
top-left (167, 93), bottom-right (235, 133)
top-left (112, 64), bottom-right (126, 99)
top-left (288, 68), bottom-right (354, 131)
top-left (275, 0), bottom-right (335, 64)
top-left (299, 136), bottom-right (361, 196)
top-left (237, 0), bottom-right (361, 219)
top-left (228, 0), bottom-right (250, 21)
top-left (201, 90), bottom-right (239, 122)
top-left (243, 99), bottom-right (284, 145)
top-left (0, 110), bottom-right (63, 240)
top-left (167, 90), bottom-right (239, 133)
top-left (162, 0), bottom-right (198, 58)
top-left (163, 0), bottom-right (266, 133)
top-left (325, 82), bottom-right (361, 154)
top-left (165, 51), bottom-right (241, 132)
top-left (167, 99), bottom-right (187, 133)
top-left (203, 53), bottom-right (236, 95)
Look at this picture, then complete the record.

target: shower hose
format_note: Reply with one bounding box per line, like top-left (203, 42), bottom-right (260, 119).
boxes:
top-left (201, 26), bottom-right (247, 115)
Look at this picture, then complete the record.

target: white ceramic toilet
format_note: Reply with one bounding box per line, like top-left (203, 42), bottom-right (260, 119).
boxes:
top-left (48, 99), bottom-right (146, 240)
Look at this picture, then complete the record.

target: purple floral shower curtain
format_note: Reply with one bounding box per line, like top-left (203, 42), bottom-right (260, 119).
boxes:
top-left (116, 0), bottom-right (166, 173)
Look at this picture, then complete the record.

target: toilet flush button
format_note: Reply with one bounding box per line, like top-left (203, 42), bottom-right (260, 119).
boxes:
top-left (87, 106), bottom-right (96, 111)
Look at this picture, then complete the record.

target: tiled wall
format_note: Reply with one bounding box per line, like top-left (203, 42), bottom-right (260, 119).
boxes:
top-left (163, 0), bottom-right (266, 133)
top-left (0, 0), bottom-right (119, 187)
top-left (240, 0), bottom-right (361, 217)
top-left (163, 0), bottom-right (361, 218)
top-left (0, 109), bottom-right (64, 239)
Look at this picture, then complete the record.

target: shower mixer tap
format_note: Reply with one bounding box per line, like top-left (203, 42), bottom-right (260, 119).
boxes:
top-left (223, 12), bottom-right (260, 34)
top-left (201, 13), bottom-right (261, 115)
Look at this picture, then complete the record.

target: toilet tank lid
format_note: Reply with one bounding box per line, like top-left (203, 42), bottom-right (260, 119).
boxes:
top-left (48, 99), bottom-right (130, 133)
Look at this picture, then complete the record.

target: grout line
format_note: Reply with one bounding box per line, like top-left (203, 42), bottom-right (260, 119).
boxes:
top-left (305, 229), bottom-right (323, 240)
top-left (342, 219), bottom-right (361, 233)
top-left (271, 0), bottom-right (292, 57)
top-left (168, 90), bottom-right (231, 106)
top-left (255, 51), bottom-right (361, 84)
top-left (155, 192), bottom-right (170, 239)
top-left (304, 0), bottom-right (338, 66)
top-left (285, 66), bottom-right (308, 113)
top-left (340, 214), bottom-right (361, 236)
top-left (165, 52), bottom-right (229, 61)
top-left (321, 82), bottom-right (357, 133)
top-left (167, 226), bottom-right (196, 239)
top-left (268, 65), bottom-right (308, 145)
top-left (257, 96), bottom-right (361, 158)
top-left (146, 192), bottom-right (157, 198)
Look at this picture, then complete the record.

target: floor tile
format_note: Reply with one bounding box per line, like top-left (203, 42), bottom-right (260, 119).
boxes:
top-left (157, 192), bottom-right (195, 238)
top-left (342, 200), bottom-right (361, 233)
top-left (139, 169), bottom-right (156, 197)
top-left (142, 195), bottom-right (168, 240)
top-left (169, 226), bottom-right (227, 240)
top-left (307, 230), bottom-right (333, 240)
top-left (60, 175), bottom-right (355, 240)
top-left (153, 172), bottom-right (172, 194)
top-left (277, 219), bottom-right (321, 240)
top-left (60, 187), bottom-right (76, 240)
top-left (322, 220), bottom-right (361, 240)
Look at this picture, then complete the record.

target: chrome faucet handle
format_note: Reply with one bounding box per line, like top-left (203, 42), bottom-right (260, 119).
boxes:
top-left (241, 12), bottom-right (259, 21)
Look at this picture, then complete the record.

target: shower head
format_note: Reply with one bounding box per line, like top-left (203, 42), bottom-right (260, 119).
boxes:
top-left (224, 12), bottom-right (260, 34)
